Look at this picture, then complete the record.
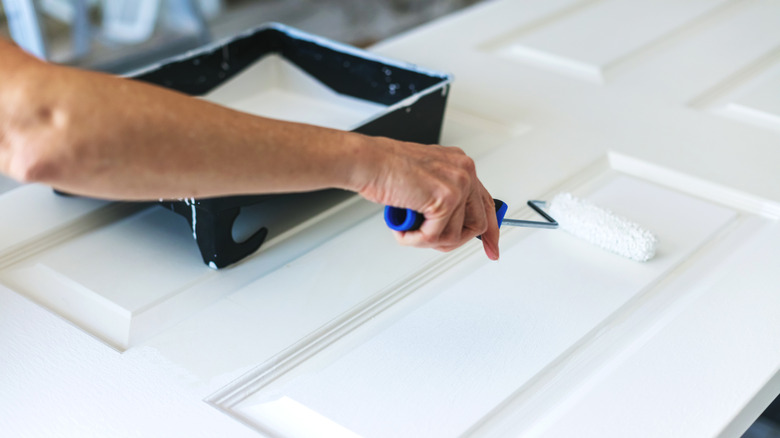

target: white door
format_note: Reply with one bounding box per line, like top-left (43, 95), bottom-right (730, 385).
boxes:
top-left (2, 1), bottom-right (780, 437)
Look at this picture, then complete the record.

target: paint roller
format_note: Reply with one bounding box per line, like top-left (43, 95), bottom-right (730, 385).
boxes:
top-left (384, 194), bottom-right (658, 262)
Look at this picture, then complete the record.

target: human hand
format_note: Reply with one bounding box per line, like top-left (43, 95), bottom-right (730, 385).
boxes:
top-left (354, 138), bottom-right (500, 260)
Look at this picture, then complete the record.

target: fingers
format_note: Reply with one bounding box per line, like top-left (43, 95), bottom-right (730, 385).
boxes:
top-left (393, 178), bottom-right (499, 260)
top-left (431, 189), bottom-right (474, 250)
top-left (362, 138), bottom-right (500, 259)
top-left (438, 186), bottom-right (488, 251)
top-left (479, 187), bottom-right (500, 260)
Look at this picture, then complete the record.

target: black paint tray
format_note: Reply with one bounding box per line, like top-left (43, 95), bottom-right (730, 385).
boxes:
top-left (128, 23), bottom-right (452, 268)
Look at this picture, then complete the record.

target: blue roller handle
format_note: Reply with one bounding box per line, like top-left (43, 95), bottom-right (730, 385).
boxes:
top-left (384, 199), bottom-right (508, 232)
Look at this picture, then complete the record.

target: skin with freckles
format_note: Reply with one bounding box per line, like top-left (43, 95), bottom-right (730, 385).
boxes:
top-left (0, 38), bottom-right (500, 260)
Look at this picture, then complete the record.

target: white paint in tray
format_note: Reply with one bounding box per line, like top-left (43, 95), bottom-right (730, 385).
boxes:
top-left (201, 54), bottom-right (388, 130)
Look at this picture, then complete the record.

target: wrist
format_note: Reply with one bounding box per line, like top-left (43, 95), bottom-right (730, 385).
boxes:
top-left (340, 132), bottom-right (386, 196)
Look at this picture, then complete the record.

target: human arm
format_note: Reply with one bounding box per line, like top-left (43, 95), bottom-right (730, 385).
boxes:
top-left (0, 39), bottom-right (499, 259)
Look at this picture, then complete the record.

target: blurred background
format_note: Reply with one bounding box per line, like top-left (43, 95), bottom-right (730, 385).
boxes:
top-left (0, 0), bottom-right (483, 73)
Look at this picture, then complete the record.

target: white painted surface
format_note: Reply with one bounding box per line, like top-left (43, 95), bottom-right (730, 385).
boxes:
top-left (2, 1), bottom-right (780, 437)
top-left (234, 175), bottom-right (737, 437)
top-left (0, 190), bottom-right (375, 350)
top-left (0, 185), bottom-right (110, 262)
top-left (484, 0), bottom-right (731, 82)
top-left (712, 60), bottom-right (780, 132)
top-left (0, 284), bottom-right (256, 438)
top-left (526, 223), bottom-right (780, 438)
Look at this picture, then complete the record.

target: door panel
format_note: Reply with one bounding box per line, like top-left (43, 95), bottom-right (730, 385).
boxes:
top-left (704, 59), bottom-right (780, 132)
top-left (212, 162), bottom-right (758, 436)
top-left (0, 190), bottom-right (374, 350)
top-left (483, 0), bottom-right (731, 82)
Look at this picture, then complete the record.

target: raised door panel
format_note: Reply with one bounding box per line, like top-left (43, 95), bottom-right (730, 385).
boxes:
top-left (482, 0), bottom-right (732, 82)
top-left (220, 171), bottom-right (748, 437)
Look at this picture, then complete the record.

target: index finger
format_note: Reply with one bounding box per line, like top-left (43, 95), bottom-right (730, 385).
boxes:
top-left (480, 191), bottom-right (500, 260)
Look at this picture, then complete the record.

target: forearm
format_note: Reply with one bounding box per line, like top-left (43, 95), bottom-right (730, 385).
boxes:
top-left (42, 82), bottom-right (375, 200)
top-left (0, 41), bottom-right (374, 200)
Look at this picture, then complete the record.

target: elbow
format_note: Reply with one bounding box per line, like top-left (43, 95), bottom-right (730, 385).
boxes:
top-left (4, 102), bottom-right (73, 186)
top-left (8, 149), bottom-right (61, 184)
top-left (1, 60), bottom-right (76, 185)
top-left (3, 112), bottom-right (67, 185)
